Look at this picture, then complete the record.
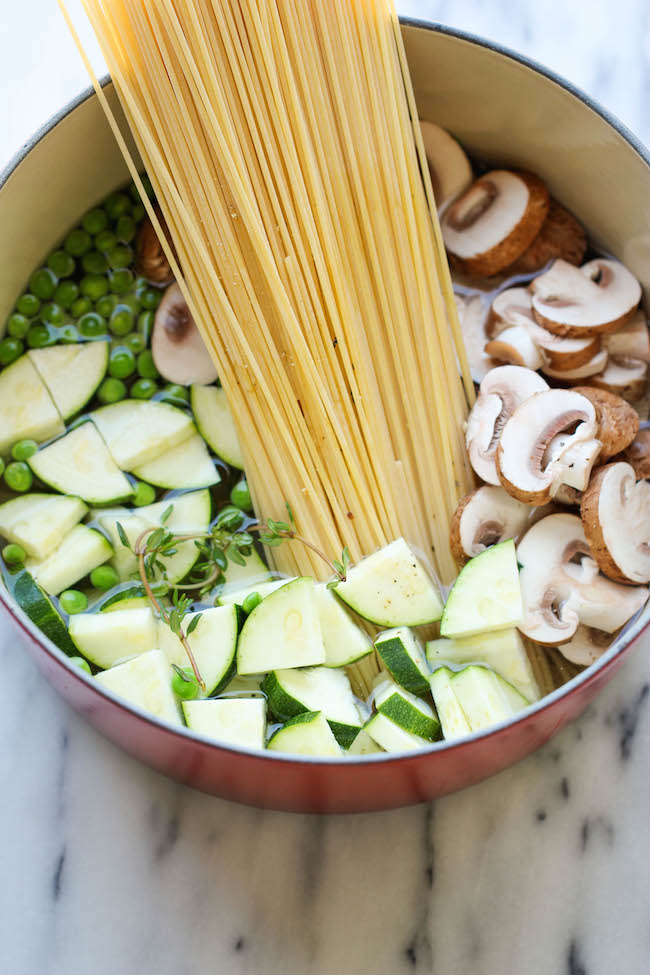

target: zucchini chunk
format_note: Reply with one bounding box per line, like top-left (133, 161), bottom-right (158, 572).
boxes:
top-left (95, 649), bottom-right (181, 725)
top-left (91, 399), bottom-right (194, 470)
top-left (236, 577), bottom-right (325, 675)
top-left (26, 524), bottom-right (113, 596)
top-left (68, 605), bottom-right (157, 669)
top-left (132, 432), bottom-right (219, 489)
top-left (314, 585), bottom-right (373, 667)
top-left (267, 711), bottom-right (342, 757)
top-left (0, 355), bottom-right (64, 454)
top-left (427, 628), bottom-right (540, 702)
top-left (157, 604), bottom-right (239, 696)
top-left (0, 493), bottom-right (87, 560)
top-left (182, 698), bottom-right (266, 749)
top-left (2, 566), bottom-right (77, 656)
top-left (451, 665), bottom-right (529, 731)
top-left (29, 341), bottom-right (108, 420)
top-left (191, 384), bottom-right (244, 468)
top-left (429, 667), bottom-right (471, 741)
top-left (261, 666), bottom-right (362, 748)
top-left (374, 679), bottom-right (440, 742)
top-left (440, 539), bottom-right (523, 639)
top-left (346, 729), bottom-right (384, 755)
top-left (374, 626), bottom-right (430, 696)
top-left (217, 577), bottom-right (291, 606)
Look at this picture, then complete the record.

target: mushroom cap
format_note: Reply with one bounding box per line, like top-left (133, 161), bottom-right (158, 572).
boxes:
top-left (151, 283), bottom-right (218, 386)
top-left (581, 462), bottom-right (650, 585)
top-left (587, 356), bottom-right (648, 401)
top-left (449, 485), bottom-right (534, 564)
top-left (419, 121), bottom-right (473, 211)
top-left (530, 258), bottom-right (641, 337)
top-left (605, 310), bottom-right (650, 362)
top-left (508, 198), bottom-right (587, 275)
top-left (622, 428), bottom-right (650, 479)
top-left (135, 209), bottom-right (175, 287)
top-left (557, 625), bottom-right (612, 667)
top-left (496, 388), bottom-right (598, 505)
top-left (516, 512), bottom-right (647, 643)
top-left (466, 365), bottom-right (549, 485)
top-left (572, 386), bottom-right (639, 460)
top-left (455, 293), bottom-right (500, 383)
top-left (442, 170), bottom-right (549, 277)
top-left (542, 348), bottom-right (609, 381)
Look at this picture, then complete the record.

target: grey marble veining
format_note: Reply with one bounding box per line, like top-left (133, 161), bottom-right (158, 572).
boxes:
top-left (2, 2), bottom-right (650, 974)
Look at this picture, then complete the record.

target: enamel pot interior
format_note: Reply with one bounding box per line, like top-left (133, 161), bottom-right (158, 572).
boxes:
top-left (1, 21), bottom-right (649, 813)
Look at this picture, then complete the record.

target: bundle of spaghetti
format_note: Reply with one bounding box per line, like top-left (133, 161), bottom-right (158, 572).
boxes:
top-left (62, 0), bottom-right (474, 606)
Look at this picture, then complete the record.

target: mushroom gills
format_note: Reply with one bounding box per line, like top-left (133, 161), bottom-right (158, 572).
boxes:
top-left (152, 283), bottom-right (218, 386)
top-left (449, 485), bottom-right (535, 563)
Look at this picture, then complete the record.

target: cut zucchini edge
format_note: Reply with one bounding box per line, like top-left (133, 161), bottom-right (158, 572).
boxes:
top-left (2, 566), bottom-right (77, 657)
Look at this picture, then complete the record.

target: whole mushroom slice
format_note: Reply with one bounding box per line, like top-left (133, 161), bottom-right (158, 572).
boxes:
top-left (581, 462), bottom-right (650, 584)
top-left (496, 388), bottom-right (598, 505)
top-left (530, 258), bottom-right (641, 337)
top-left (542, 348), bottom-right (608, 381)
top-left (455, 293), bottom-right (500, 383)
top-left (557, 625), bottom-right (613, 667)
top-left (442, 170), bottom-right (550, 277)
top-left (622, 428), bottom-right (650, 479)
top-left (466, 365), bottom-right (549, 485)
top-left (605, 310), bottom-right (650, 362)
top-left (588, 356), bottom-right (648, 401)
top-left (544, 434), bottom-right (602, 492)
top-left (152, 283), bottom-right (218, 386)
top-left (449, 485), bottom-right (533, 564)
top-left (572, 386), bottom-right (639, 460)
top-left (135, 207), bottom-right (176, 287)
top-left (419, 121), bottom-right (473, 211)
top-left (508, 199), bottom-right (587, 275)
top-left (516, 512), bottom-right (647, 644)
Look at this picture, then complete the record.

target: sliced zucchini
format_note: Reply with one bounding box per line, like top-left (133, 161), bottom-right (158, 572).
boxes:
top-left (26, 524), bottom-right (113, 596)
top-left (314, 584), bottom-right (373, 667)
top-left (0, 354), bottom-right (64, 455)
top-left (68, 605), bottom-right (157, 669)
top-left (219, 674), bottom-right (264, 696)
top-left (98, 586), bottom-right (150, 613)
top-left (218, 577), bottom-right (292, 606)
top-left (335, 538), bottom-right (443, 626)
top-left (451, 665), bottom-right (529, 732)
top-left (191, 384), bottom-right (244, 468)
top-left (363, 712), bottom-right (430, 753)
top-left (132, 432), bottom-right (219, 490)
top-left (429, 667), bottom-right (471, 741)
top-left (95, 648), bottom-right (181, 725)
top-left (2, 566), bottom-right (77, 656)
top-left (182, 698), bottom-right (266, 749)
top-left (347, 729), bottom-right (384, 755)
top-left (237, 577), bottom-right (325, 675)
top-left (0, 493), bottom-right (87, 560)
top-left (267, 711), bottom-right (341, 757)
top-left (261, 666), bottom-right (361, 748)
top-left (216, 548), bottom-right (272, 600)
top-left (426, 628), bottom-right (540, 702)
top-left (90, 399), bottom-right (194, 470)
top-left (28, 422), bottom-right (134, 505)
top-left (95, 510), bottom-right (152, 581)
top-left (28, 341), bottom-right (108, 420)
top-left (374, 679), bottom-right (440, 741)
top-left (157, 604), bottom-right (239, 696)
top-left (440, 539), bottom-right (523, 639)
top-left (374, 626), bottom-right (429, 696)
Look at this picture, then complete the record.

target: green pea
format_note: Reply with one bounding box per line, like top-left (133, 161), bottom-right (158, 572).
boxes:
top-left (97, 377), bottom-right (127, 404)
top-left (59, 589), bottom-right (88, 615)
top-left (242, 591), bottom-right (261, 615)
top-left (140, 288), bottom-right (162, 310)
top-left (138, 310), bottom-right (155, 344)
top-left (40, 302), bottom-right (65, 326)
top-left (70, 656), bottom-right (92, 675)
top-left (132, 480), bottom-right (156, 506)
top-left (136, 349), bottom-right (159, 379)
top-left (26, 324), bottom-right (55, 349)
top-left (95, 229), bottom-right (117, 253)
top-left (82, 207), bottom-right (109, 235)
top-left (108, 268), bottom-right (134, 295)
top-left (82, 250), bottom-right (109, 275)
top-left (58, 325), bottom-right (80, 344)
top-left (90, 564), bottom-right (120, 590)
top-left (107, 244), bottom-right (133, 270)
top-left (7, 314), bottom-right (29, 339)
top-left (109, 345), bottom-right (136, 379)
top-left (0, 337), bottom-right (24, 365)
top-left (11, 439), bottom-right (37, 461)
top-left (95, 295), bottom-right (117, 319)
top-left (78, 312), bottom-right (106, 338)
top-left (4, 462), bottom-right (33, 492)
top-left (64, 228), bottom-right (93, 257)
top-left (80, 274), bottom-right (109, 302)
top-left (109, 305), bottom-right (135, 336)
top-left (2, 543), bottom-right (26, 565)
top-left (16, 294), bottom-right (41, 318)
top-left (71, 297), bottom-right (93, 318)
top-left (125, 332), bottom-right (145, 353)
top-left (171, 666), bottom-right (199, 701)
top-left (131, 378), bottom-right (158, 400)
top-left (47, 250), bottom-right (75, 279)
top-left (54, 281), bottom-right (79, 310)
top-left (160, 384), bottom-right (189, 406)
top-left (132, 202), bottom-right (145, 224)
top-left (29, 268), bottom-right (58, 300)
top-left (230, 478), bottom-right (252, 512)
top-left (106, 192), bottom-right (132, 220)
top-left (115, 216), bottom-right (137, 243)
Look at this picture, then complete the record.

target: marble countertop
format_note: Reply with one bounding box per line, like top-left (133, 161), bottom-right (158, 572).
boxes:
top-left (1, 2), bottom-right (650, 974)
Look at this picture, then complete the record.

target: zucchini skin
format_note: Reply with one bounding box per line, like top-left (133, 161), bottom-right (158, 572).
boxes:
top-left (3, 565), bottom-right (77, 657)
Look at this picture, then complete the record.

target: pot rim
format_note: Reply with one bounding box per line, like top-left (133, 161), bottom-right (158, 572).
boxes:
top-left (1, 19), bottom-right (649, 767)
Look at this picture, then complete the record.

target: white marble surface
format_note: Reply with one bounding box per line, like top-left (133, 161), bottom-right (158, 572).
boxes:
top-left (2, 3), bottom-right (650, 974)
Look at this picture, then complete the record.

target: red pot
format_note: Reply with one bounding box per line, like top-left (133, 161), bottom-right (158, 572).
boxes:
top-left (2, 21), bottom-right (649, 813)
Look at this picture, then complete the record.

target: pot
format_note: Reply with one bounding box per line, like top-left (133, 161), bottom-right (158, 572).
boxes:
top-left (1, 20), bottom-right (649, 813)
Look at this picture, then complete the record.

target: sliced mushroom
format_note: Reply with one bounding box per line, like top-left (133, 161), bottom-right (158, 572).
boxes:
top-left (542, 348), bottom-right (609, 381)
top-left (152, 283), bottom-right (218, 386)
top-left (581, 462), bottom-right (650, 584)
top-left (556, 625), bottom-right (613, 667)
top-left (588, 356), bottom-right (648, 401)
top-left (485, 325), bottom-right (544, 371)
top-left (136, 208), bottom-right (176, 287)
top-left (605, 309), bottom-right (650, 362)
top-left (571, 386), bottom-right (639, 460)
top-left (516, 512), bottom-right (647, 644)
top-left (496, 388), bottom-right (598, 504)
top-left (553, 484), bottom-right (583, 507)
top-left (544, 434), bottom-right (602, 492)
top-left (466, 366), bottom-right (549, 484)
top-left (622, 428), bottom-right (650, 479)
top-left (530, 258), bottom-right (641, 337)
top-left (449, 485), bottom-right (533, 564)
top-left (442, 170), bottom-right (550, 277)
top-left (455, 293), bottom-right (501, 383)
top-left (419, 121), bottom-right (473, 211)
top-left (508, 198), bottom-right (587, 274)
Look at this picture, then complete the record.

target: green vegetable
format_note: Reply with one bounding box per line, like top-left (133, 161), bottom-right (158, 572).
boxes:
top-left (230, 478), bottom-right (252, 511)
top-left (5, 462), bottom-right (33, 493)
top-left (108, 268), bottom-right (134, 294)
top-left (172, 665), bottom-right (199, 701)
top-left (11, 440), bottom-right (38, 462)
top-left (160, 384), bottom-right (188, 406)
top-left (64, 228), bottom-right (92, 257)
top-left (95, 295), bottom-right (116, 319)
top-left (132, 202), bottom-right (145, 223)
top-left (78, 312), bottom-right (106, 338)
top-left (136, 349), bottom-right (159, 379)
top-left (3, 566), bottom-right (77, 656)
top-left (131, 378), bottom-right (157, 400)
top-left (242, 591), bottom-right (261, 615)
top-left (138, 310), bottom-right (155, 343)
top-left (3, 543), bottom-right (26, 565)
top-left (70, 297), bottom-right (92, 318)
top-left (82, 250), bottom-right (109, 275)
top-left (109, 346), bottom-right (136, 379)
top-left (0, 337), bottom-right (24, 365)
top-left (29, 268), bottom-right (58, 300)
top-left (70, 656), bottom-right (92, 675)
top-left (7, 314), bottom-right (30, 339)
top-left (95, 229), bottom-right (117, 253)
top-left (54, 281), bottom-right (79, 309)
top-left (109, 305), bottom-right (134, 336)
top-left (89, 564), bottom-right (120, 590)
top-left (40, 302), bottom-right (65, 326)
top-left (97, 377), bottom-right (127, 404)
top-left (125, 332), bottom-right (145, 353)
top-left (108, 244), bottom-right (133, 269)
top-left (58, 325), bottom-right (79, 344)
top-left (16, 294), bottom-right (40, 318)
top-left (82, 207), bottom-right (109, 235)
top-left (105, 192), bottom-right (132, 219)
top-left (80, 274), bottom-right (109, 302)
top-left (115, 216), bottom-right (137, 242)
top-left (140, 288), bottom-right (161, 310)
top-left (59, 589), bottom-right (88, 615)
top-left (47, 250), bottom-right (75, 278)
top-left (26, 324), bottom-right (55, 349)
top-left (132, 480), bottom-right (156, 507)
